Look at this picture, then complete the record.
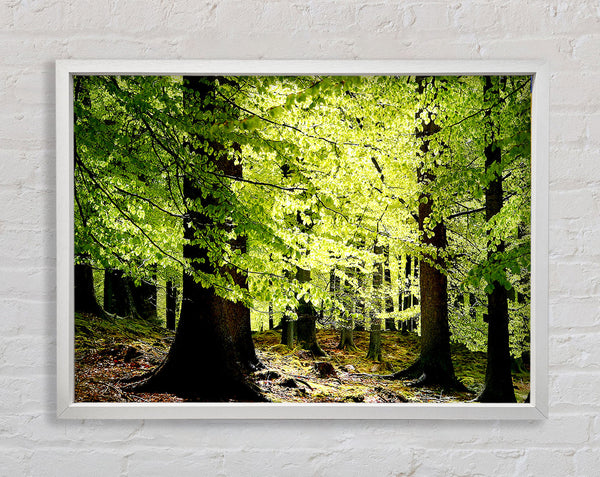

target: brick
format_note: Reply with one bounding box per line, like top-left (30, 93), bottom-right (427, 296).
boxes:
top-left (550, 113), bottom-right (587, 144)
top-left (218, 1), bottom-right (310, 34)
top-left (2, 298), bottom-right (50, 336)
top-left (0, 448), bottom-right (32, 477)
top-left (0, 267), bottom-right (55, 301)
top-left (64, 0), bottom-right (114, 30)
top-left (30, 450), bottom-right (122, 477)
top-left (0, 150), bottom-right (50, 189)
top-left (550, 297), bottom-right (600, 328)
top-left (356, 3), bottom-right (403, 33)
top-left (550, 145), bottom-right (600, 185)
top-left (551, 71), bottom-right (600, 110)
top-left (0, 336), bottom-right (55, 375)
top-left (0, 229), bottom-right (53, 263)
top-left (0, 377), bottom-right (45, 413)
top-left (64, 37), bottom-right (178, 59)
top-left (0, 108), bottom-right (52, 150)
top-left (125, 449), bottom-right (224, 476)
top-left (9, 68), bottom-right (54, 105)
top-left (586, 113), bottom-right (600, 145)
top-left (0, 38), bottom-right (69, 66)
top-left (0, 188), bottom-right (53, 227)
top-left (551, 373), bottom-right (600, 408)
top-left (549, 222), bottom-right (583, 256)
top-left (572, 34), bottom-right (600, 65)
top-left (409, 3), bottom-right (454, 33)
top-left (550, 189), bottom-right (598, 220)
top-left (452, 2), bottom-right (503, 33)
top-left (309, 2), bottom-right (357, 32)
top-left (412, 448), bottom-right (523, 477)
top-left (550, 333), bottom-right (600, 369)
top-left (549, 261), bottom-right (600, 297)
top-left (575, 447), bottom-right (600, 476)
top-left (519, 448), bottom-right (577, 477)
top-left (12, 0), bottom-right (66, 32)
top-left (479, 37), bottom-right (577, 70)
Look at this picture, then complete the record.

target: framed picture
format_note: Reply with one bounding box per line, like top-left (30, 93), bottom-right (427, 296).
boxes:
top-left (56, 60), bottom-right (548, 419)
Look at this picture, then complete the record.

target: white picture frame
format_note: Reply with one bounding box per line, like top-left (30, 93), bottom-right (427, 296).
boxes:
top-left (56, 59), bottom-right (549, 419)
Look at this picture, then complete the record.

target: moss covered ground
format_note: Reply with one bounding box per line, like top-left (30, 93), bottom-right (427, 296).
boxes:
top-left (74, 313), bottom-right (530, 403)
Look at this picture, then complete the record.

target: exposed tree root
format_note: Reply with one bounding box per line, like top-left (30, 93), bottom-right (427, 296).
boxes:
top-left (373, 359), bottom-right (471, 393)
top-left (123, 372), bottom-right (269, 402)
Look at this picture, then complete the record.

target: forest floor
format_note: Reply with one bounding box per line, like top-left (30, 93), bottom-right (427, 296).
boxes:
top-left (75, 313), bottom-right (530, 404)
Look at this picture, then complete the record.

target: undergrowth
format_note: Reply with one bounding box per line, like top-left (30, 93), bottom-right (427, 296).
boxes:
top-left (74, 313), bottom-right (530, 403)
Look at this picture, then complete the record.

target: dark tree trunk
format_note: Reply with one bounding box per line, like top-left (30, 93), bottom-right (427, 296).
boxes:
top-left (166, 280), bottom-right (177, 331)
top-left (477, 77), bottom-right (516, 403)
top-left (328, 268), bottom-right (338, 324)
top-left (104, 269), bottom-right (138, 318)
top-left (129, 77), bottom-right (263, 401)
top-left (75, 261), bottom-right (104, 316)
top-left (384, 246), bottom-right (396, 331)
top-left (399, 255), bottom-right (410, 335)
top-left (295, 267), bottom-right (326, 356)
top-left (268, 302), bottom-right (274, 330)
top-left (131, 276), bottom-right (158, 321)
top-left (366, 244), bottom-right (384, 361)
top-left (391, 77), bottom-right (463, 390)
top-left (331, 266), bottom-right (357, 351)
top-left (366, 318), bottom-right (382, 361)
top-left (412, 257), bottom-right (419, 307)
top-left (400, 255), bottom-right (414, 311)
top-left (337, 325), bottom-right (357, 351)
top-left (352, 266), bottom-right (367, 331)
top-left (280, 312), bottom-right (296, 346)
top-left (103, 269), bottom-right (116, 312)
top-left (412, 214), bottom-right (457, 385)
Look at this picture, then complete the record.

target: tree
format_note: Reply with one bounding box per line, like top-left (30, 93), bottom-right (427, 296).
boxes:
top-left (335, 267), bottom-right (358, 351)
top-left (74, 260), bottom-right (104, 316)
top-left (366, 243), bottom-right (384, 361)
top-left (383, 246), bottom-right (396, 331)
top-left (165, 280), bottom-right (177, 330)
top-left (477, 76), bottom-right (517, 403)
top-left (130, 77), bottom-right (264, 400)
top-left (103, 268), bottom-right (136, 318)
top-left (390, 77), bottom-right (463, 389)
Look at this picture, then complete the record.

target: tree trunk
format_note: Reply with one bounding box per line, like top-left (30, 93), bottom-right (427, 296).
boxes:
top-left (268, 302), bottom-right (274, 330)
top-left (104, 269), bottom-right (138, 318)
top-left (129, 77), bottom-right (263, 401)
top-left (352, 266), bottom-right (366, 331)
top-left (328, 267), bottom-right (339, 324)
top-left (366, 244), bottom-right (384, 361)
top-left (384, 246), bottom-right (396, 331)
top-left (75, 261), bottom-right (104, 316)
top-left (400, 255), bottom-right (414, 311)
top-left (392, 77), bottom-right (463, 390)
top-left (165, 280), bottom-right (177, 331)
top-left (331, 267), bottom-right (357, 351)
top-left (131, 276), bottom-right (158, 321)
top-left (295, 267), bottom-right (326, 356)
top-left (477, 76), bottom-right (516, 403)
top-left (337, 325), bottom-right (357, 351)
top-left (280, 312), bottom-right (296, 346)
top-left (366, 317), bottom-right (382, 361)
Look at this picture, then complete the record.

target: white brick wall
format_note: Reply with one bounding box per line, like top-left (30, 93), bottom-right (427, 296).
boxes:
top-left (0, 0), bottom-right (598, 475)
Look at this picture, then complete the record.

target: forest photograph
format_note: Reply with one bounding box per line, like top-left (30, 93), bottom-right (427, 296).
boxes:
top-left (72, 72), bottom-right (532, 404)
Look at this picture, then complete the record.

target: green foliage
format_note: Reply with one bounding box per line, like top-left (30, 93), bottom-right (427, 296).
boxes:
top-left (74, 74), bottom-right (531, 357)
